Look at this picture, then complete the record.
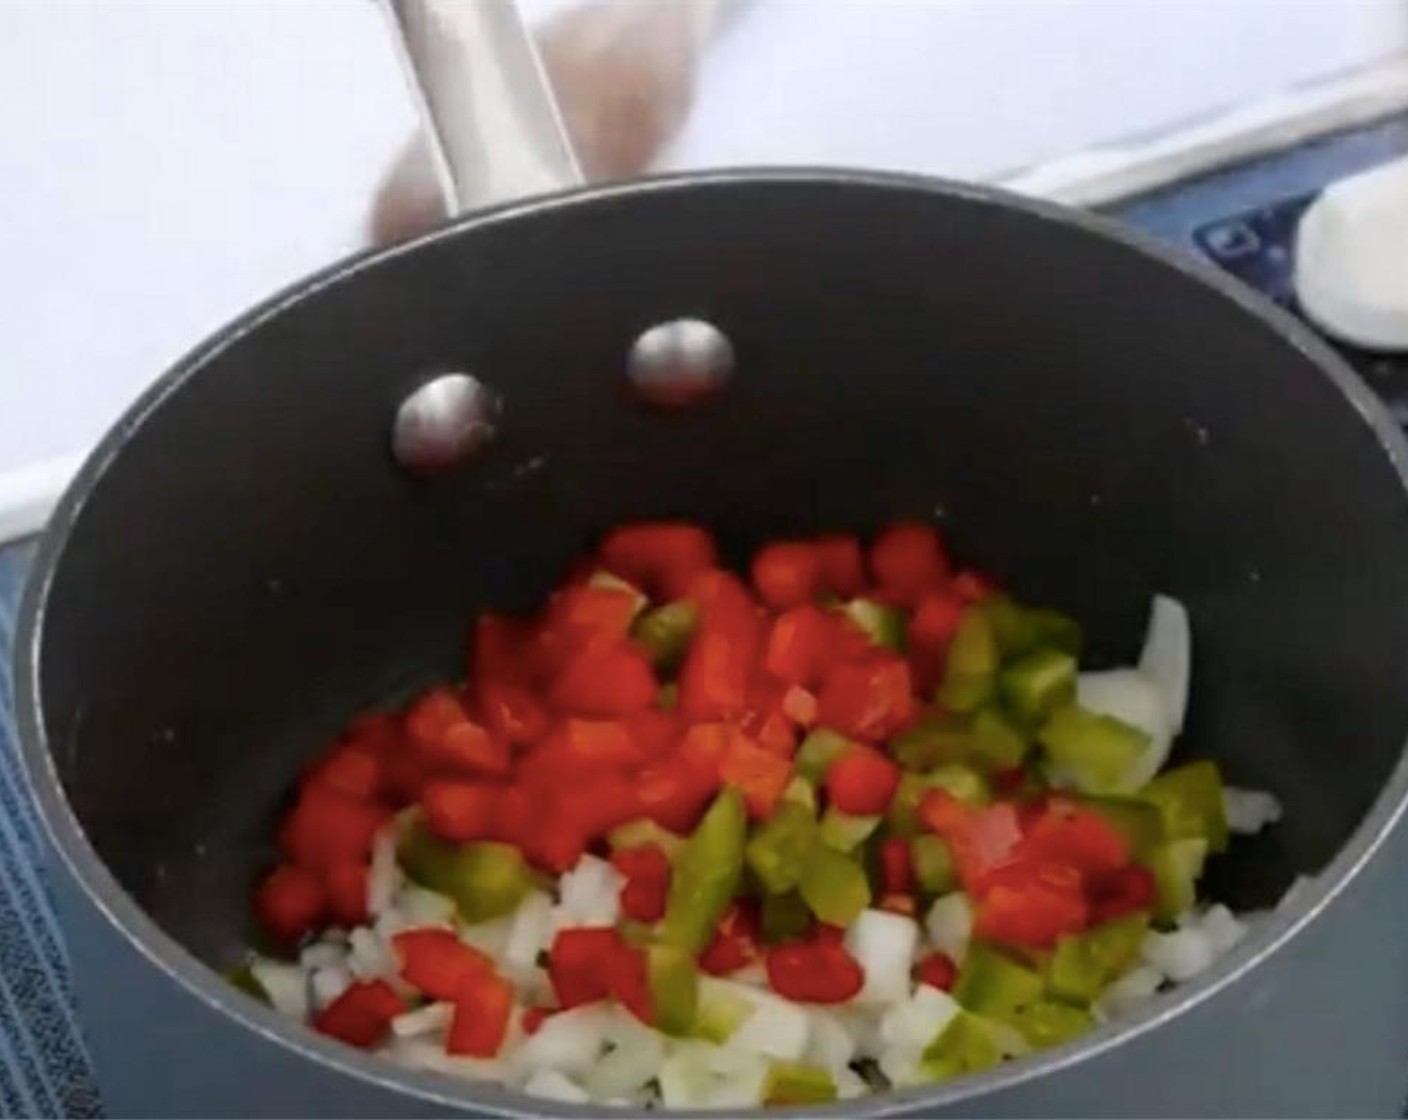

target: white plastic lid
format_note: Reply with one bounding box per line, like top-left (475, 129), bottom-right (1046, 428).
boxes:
top-left (1294, 154), bottom-right (1408, 352)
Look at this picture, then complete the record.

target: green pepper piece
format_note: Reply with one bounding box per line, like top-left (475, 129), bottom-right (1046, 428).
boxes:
top-left (910, 833), bottom-right (957, 895)
top-left (1012, 999), bottom-right (1093, 1048)
top-left (1000, 649), bottom-right (1077, 727)
top-left (746, 801), bottom-right (819, 894)
top-left (841, 599), bottom-right (906, 652)
top-left (889, 764), bottom-right (990, 837)
top-left (799, 845), bottom-right (871, 927)
top-left (981, 596), bottom-right (1083, 660)
top-left (794, 728), bottom-right (852, 785)
top-left (891, 712), bottom-right (975, 772)
top-left (970, 707), bottom-right (1028, 770)
top-left (819, 807), bottom-right (882, 852)
top-left (632, 600), bottom-right (699, 674)
top-left (693, 980), bottom-right (753, 1043)
top-left (1141, 760), bottom-right (1229, 854)
top-left (647, 943), bottom-right (700, 1036)
top-left (763, 1061), bottom-right (839, 1105)
top-left (781, 774), bottom-right (819, 814)
top-left (1038, 705), bottom-right (1150, 795)
top-left (760, 891), bottom-right (814, 944)
top-left (953, 942), bottom-right (1045, 1026)
top-left (1048, 913), bottom-right (1150, 1004)
top-left (399, 826), bottom-right (534, 923)
top-left (938, 609), bottom-right (1000, 712)
top-left (607, 818), bottom-right (685, 861)
top-left (1149, 838), bottom-right (1208, 922)
top-left (921, 1011), bottom-right (1004, 1081)
top-left (662, 788), bottom-right (748, 952)
top-left (225, 962), bottom-right (269, 1004)
top-left (1080, 796), bottom-right (1164, 859)
top-left (588, 569), bottom-right (648, 615)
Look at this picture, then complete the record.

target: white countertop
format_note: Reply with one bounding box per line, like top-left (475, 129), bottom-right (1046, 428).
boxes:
top-left (2, 0), bottom-right (1406, 538)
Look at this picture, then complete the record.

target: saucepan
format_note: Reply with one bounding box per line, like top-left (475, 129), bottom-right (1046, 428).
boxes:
top-left (16, 3), bottom-right (1408, 1117)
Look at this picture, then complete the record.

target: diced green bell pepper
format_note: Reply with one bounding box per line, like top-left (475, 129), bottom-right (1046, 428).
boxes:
top-left (746, 801), bottom-right (819, 894)
top-left (782, 774), bottom-right (819, 813)
top-left (693, 980), bottom-right (753, 1043)
top-left (938, 610), bottom-right (1000, 712)
top-left (889, 764), bottom-right (990, 837)
top-left (819, 807), bottom-right (882, 852)
top-left (662, 788), bottom-right (748, 952)
top-left (632, 600), bottom-right (699, 674)
top-left (1048, 913), bottom-right (1150, 1005)
top-left (647, 943), bottom-right (700, 1036)
top-left (981, 596), bottom-right (1083, 660)
top-left (841, 599), bottom-right (906, 652)
top-left (953, 942), bottom-right (1045, 1026)
top-left (1149, 837), bottom-right (1208, 923)
top-left (760, 891), bottom-right (814, 944)
top-left (1140, 760), bottom-right (1229, 854)
top-left (225, 962), bottom-right (269, 1004)
top-left (910, 833), bottom-right (958, 895)
top-left (891, 712), bottom-right (975, 772)
top-left (1081, 796), bottom-right (1164, 859)
top-left (970, 707), bottom-right (1029, 770)
top-left (607, 818), bottom-right (685, 861)
top-left (1000, 649), bottom-right (1077, 727)
top-left (763, 1061), bottom-right (838, 1105)
top-left (1012, 999), bottom-right (1093, 1048)
top-left (794, 728), bottom-right (852, 785)
top-left (799, 845), bottom-right (871, 927)
top-left (921, 1011), bottom-right (1004, 1081)
top-left (1038, 705), bottom-right (1150, 795)
top-left (398, 826), bottom-right (534, 923)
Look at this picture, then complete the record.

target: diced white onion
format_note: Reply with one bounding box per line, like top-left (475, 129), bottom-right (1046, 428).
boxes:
top-left (924, 893), bottom-right (973, 963)
top-left (382, 1037), bottom-right (505, 1082)
top-left (1198, 904), bottom-right (1250, 956)
top-left (1223, 786), bottom-right (1283, 835)
top-left (831, 1004), bottom-right (884, 1059)
top-left (556, 856), bottom-right (625, 928)
top-left (457, 914), bottom-right (515, 959)
top-left (503, 891), bottom-right (554, 977)
top-left (723, 985), bottom-right (811, 1062)
top-left (845, 909), bottom-right (920, 1006)
top-left (583, 1013), bottom-right (668, 1101)
top-left (521, 1069), bottom-right (591, 1104)
top-left (803, 1009), bottom-right (857, 1074)
top-left (347, 927), bottom-right (396, 981)
top-left (310, 964), bottom-right (353, 1010)
top-left (299, 941), bottom-right (346, 971)
top-left (657, 1044), bottom-right (717, 1109)
top-left (1139, 593), bottom-right (1191, 734)
top-left (878, 984), bottom-right (960, 1057)
top-left (835, 1067), bottom-right (869, 1100)
top-left (368, 826), bottom-right (400, 918)
top-left (1142, 926), bottom-right (1215, 982)
top-left (396, 885), bottom-right (457, 928)
top-left (699, 1049), bottom-right (769, 1108)
top-left (513, 1003), bottom-right (613, 1079)
top-left (1096, 964), bottom-right (1164, 1019)
top-left (1076, 667), bottom-right (1172, 789)
top-left (390, 1001), bottom-right (453, 1039)
top-left (249, 958), bottom-right (309, 1020)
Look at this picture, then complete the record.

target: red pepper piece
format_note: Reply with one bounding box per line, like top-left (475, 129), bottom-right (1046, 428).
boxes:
top-left (421, 779), bottom-right (502, 843)
top-left (699, 902), bottom-right (760, 976)
top-left (869, 522), bottom-right (950, 606)
top-left (752, 541), bottom-right (821, 610)
top-left (634, 759), bottom-right (716, 834)
top-left (879, 837), bottom-right (915, 895)
top-left (780, 684), bottom-right (818, 727)
top-left (404, 686), bottom-right (471, 752)
top-left (347, 710), bottom-right (403, 754)
top-left (551, 584), bottom-right (640, 643)
top-left (679, 628), bottom-right (755, 722)
top-left (826, 743), bottom-right (902, 815)
top-left (814, 534), bottom-right (865, 599)
top-left (906, 590), bottom-right (967, 696)
top-left (974, 859), bottom-right (1090, 948)
top-left (304, 745), bottom-right (383, 803)
top-left (879, 892), bottom-right (918, 917)
top-left (1088, 864), bottom-right (1158, 924)
top-left (447, 971), bottom-right (515, 1058)
top-left (392, 928), bottom-right (496, 1002)
top-left (719, 728), bottom-right (793, 820)
top-left (476, 679), bottom-right (550, 747)
top-left (567, 770), bottom-right (641, 840)
top-left (765, 934), bottom-right (864, 1004)
top-left (550, 642), bottom-right (658, 717)
top-left (685, 570), bottom-right (757, 633)
top-left (625, 708), bottom-right (684, 758)
top-left (1020, 797), bottom-right (1131, 877)
top-left (952, 570), bottom-right (999, 603)
top-left (914, 951), bottom-right (958, 992)
top-left (279, 787), bottom-right (388, 871)
top-left (599, 522), bottom-right (717, 601)
top-left (313, 980), bottom-right (405, 1049)
top-left (428, 721), bottom-right (512, 779)
top-left (521, 1006), bottom-right (555, 1036)
top-left (763, 604), bottom-right (840, 688)
top-left (493, 784), bottom-right (536, 848)
top-left (611, 844), bottom-right (672, 923)
top-left (816, 654), bottom-right (913, 742)
top-left (324, 861), bottom-right (370, 927)
top-left (919, 790), bottom-right (1024, 895)
top-left (254, 863), bottom-right (326, 945)
top-left (547, 927), bottom-right (621, 1008)
top-left (607, 941), bottom-right (654, 1026)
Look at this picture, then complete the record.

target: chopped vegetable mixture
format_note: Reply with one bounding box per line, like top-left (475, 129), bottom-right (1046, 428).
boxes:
top-left (235, 521), bottom-right (1280, 1108)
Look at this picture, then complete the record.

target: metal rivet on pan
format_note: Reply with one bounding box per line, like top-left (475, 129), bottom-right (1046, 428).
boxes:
top-left (627, 318), bottom-right (734, 408)
top-left (392, 373), bottom-right (501, 475)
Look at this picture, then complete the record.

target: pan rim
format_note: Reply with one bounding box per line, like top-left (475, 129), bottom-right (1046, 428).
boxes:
top-left (16, 165), bottom-right (1408, 1118)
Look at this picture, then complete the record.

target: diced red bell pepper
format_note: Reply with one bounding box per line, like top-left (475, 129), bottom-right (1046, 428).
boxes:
top-left (952, 569), bottom-right (998, 603)
top-left (377, 746), bottom-right (429, 807)
top-left (550, 642), bottom-right (658, 717)
top-left (814, 534), bottom-right (865, 599)
top-left (699, 902), bottom-right (760, 976)
top-left (676, 722), bottom-right (729, 776)
top-left (679, 628), bottom-right (755, 721)
top-left (974, 859), bottom-right (1090, 947)
top-left (447, 971), bottom-right (515, 1057)
top-left (752, 541), bottom-right (821, 610)
top-left (879, 892), bottom-right (918, 917)
top-left (393, 928), bottom-right (495, 1002)
top-left (752, 710), bottom-right (797, 759)
top-left (492, 784), bottom-right (536, 848)
top-left (551, 584), bottom-right (640, 643)
top-left (919, 791), bottom-right (1024, 895)
top-left (816, 654), bottom-right (913, 742)
top-left (719, 729), bottom-right (793, 820)
top-left (763, 604), bottom-right (840, 688)
top-left (607, 941), bottom-right (655, 1026)
top-left (825, 743), bottom-right (902, 815)
top-left (869, 522), bottom-right (950, 606)
top-left (547, 927), bottom-right (621, 1008)
top-left (599, 522), bottom-right (717, 600)
top-left (531, 818), bottom-right (589, 875)
top-left (1020, 798), bottom-right (1131, 877)
top-left (906, 590), bottom-right (967, 696)
top-left (992, 767), bottom-right (1029, 799)
top-left (427, 720), bottom-right (512, 779)
top-left (625, 708), bottom-right (683, 758)
top-left (476, 679), bottom-right (550, 747)
top-left (421, 779), bottom-right (502, 843)
top-left (254, 863), bottom-right (326, 945)
top-left (765, 934), bottom-right (865, 1004)
top-left (404, 686), bottom-right (471, 752)
top-left (324, 861), bottom-right (370, 927)
top-left (313, 980), bottom-right (405, 1049)
top-left (634, 759), bottom-right (716, 834)
top-left (611, 844), bottom-right (672, 923)
top-left (914, 951), bottom-right (958, 992)
top-left (565, 769), bottom-right (640, 840)
top-left (523, 719), bottom-right (642, 782)
top-left (304, 745), bottom-right (383, 803)
top-left (879, 837), bottom-right (915, 895)
top-left (1088, 864), bottom-right (1158, 924)
top-left (685, 569), bottom-right (757, 633)
top-left (279, 787), bottom-right (389, 871)
top-left (781, 684), bottom-right (819, 727)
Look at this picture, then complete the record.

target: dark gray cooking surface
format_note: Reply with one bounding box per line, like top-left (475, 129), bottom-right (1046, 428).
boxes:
top-left (2, 108), bottom-right (1408, 1117)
